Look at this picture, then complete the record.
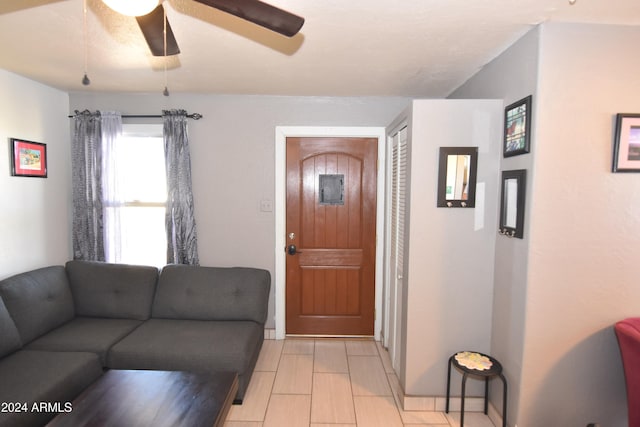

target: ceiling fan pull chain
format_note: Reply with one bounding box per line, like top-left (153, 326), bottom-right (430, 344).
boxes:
top-left (81, 0), bottom-right (90, 86)
top-left (163, 4), bottom-right (169, 97)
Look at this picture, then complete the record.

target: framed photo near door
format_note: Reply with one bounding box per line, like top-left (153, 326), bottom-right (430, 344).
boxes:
top-left (503, 95), bottom-right (532, 157)
top-left (10, 138), bottom-right (47, 178)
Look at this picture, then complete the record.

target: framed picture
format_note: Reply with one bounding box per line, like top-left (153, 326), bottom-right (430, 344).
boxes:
top-left (499, 169), bottom-right (526, 239)
top-left (612, 114), bottom-right (640, 172)
top-left (10, 138), bottom-right (47, 178)
top-left (503, 95), bottom-right (532, 157)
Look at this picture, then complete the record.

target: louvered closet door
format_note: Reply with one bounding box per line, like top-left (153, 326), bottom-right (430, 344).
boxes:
top-left (388, 126), bottom-right (407, 370)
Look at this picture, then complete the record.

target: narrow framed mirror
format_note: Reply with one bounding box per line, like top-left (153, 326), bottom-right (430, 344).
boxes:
top-left (499, 169), bottom-right (526, 238)
top-left (437, 146), bottom-right (478, 207)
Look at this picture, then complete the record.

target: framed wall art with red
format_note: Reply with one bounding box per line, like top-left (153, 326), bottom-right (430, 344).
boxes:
top-left (10, 138), bottom-right (47, 178)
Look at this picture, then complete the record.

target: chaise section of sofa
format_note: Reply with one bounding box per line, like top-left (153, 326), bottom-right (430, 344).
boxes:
top-left (0, 286), bottom-right (102, 427)
top-left (108, 264), bottom-right (271, 401)
top-left (0, 262), bottom-right (158, 426)
top-left (0, 350), bottom-right (102, 427)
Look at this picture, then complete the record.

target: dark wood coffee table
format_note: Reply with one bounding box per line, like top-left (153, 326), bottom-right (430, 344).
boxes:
top-left (46, 369), bottom-right (238, 427)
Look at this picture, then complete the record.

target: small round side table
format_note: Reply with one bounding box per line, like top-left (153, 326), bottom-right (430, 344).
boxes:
top-left (445, 351), bottom-right (507, 427)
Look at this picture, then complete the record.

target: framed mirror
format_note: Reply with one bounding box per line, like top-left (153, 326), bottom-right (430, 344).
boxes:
top-left (437, 147), bottom-right (478, 207)
top-left (499, 169), bottom-right (526, 238)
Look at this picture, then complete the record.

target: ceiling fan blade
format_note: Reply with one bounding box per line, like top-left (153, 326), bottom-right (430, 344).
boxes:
top-left (193, 0), bottom-right (304, 37)
top-left (136, 5), bottom-right (180, 56)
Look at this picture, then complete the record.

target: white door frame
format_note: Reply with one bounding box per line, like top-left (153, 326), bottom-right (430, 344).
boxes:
top-left (274, 126), bottom-right (386, 340)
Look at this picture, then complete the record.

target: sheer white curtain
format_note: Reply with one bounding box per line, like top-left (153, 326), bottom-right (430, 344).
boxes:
top-left (101, 111), bottom-right (124, 263)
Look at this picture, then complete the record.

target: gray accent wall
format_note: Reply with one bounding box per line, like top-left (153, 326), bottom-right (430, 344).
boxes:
top-left (449, 25), bottom-right (540, 427)
top-left (451, 23), bottom-right (640, 426)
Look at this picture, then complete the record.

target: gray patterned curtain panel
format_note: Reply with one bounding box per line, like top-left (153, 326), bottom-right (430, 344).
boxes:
top-left (71, 110), bottom-right (122, 261)
top-left (71, 110), bottom-right (105, 261)
top-left (163, 109), bottom-right (200, 265)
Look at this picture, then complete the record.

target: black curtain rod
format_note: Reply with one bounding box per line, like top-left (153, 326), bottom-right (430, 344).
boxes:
top-left (68, 112), bottom-right (203, 120)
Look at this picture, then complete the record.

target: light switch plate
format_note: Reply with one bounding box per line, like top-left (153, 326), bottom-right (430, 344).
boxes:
top-left (260, 199), bottom-right (273, 212)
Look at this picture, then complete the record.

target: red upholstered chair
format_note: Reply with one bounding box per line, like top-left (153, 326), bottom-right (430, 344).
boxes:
top-left (615, 318), bottom-right (640, 427)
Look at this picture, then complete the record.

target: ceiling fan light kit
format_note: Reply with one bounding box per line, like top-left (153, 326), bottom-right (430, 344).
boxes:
top-left (102, 0), bottom-right (159, 17)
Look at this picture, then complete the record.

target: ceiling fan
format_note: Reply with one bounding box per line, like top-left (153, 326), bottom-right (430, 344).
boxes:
top-left (103, 0), bottom-right (305, 56)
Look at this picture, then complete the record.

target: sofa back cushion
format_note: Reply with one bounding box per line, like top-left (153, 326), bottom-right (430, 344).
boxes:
top-left (0, 296), bottom-right (22, 358)
top-left (66, 260), bottom-right (159, 320)
top-left (0, 266), bottom-right (75, 344)
top-left (153, 265), bottom-right (270, 324)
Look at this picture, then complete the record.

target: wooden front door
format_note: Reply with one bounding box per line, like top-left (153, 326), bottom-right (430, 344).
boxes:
top-left (286, 137), bottom-right (377, 335)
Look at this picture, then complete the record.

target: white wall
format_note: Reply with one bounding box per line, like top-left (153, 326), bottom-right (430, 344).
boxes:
top-left (449, 26), bottom-right (540, 426)
top-left (0, 69), bottom-right (71, 279)
top-left (451, 23), bottom-right (640, 426)
top-left (397, 99), bottom-right (502, 397)
top-left (69, 93), bottom-right (409, 328)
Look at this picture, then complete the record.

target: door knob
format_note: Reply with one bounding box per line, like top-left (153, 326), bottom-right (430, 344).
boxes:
top-left (287, 245), bottom-right (297, 255)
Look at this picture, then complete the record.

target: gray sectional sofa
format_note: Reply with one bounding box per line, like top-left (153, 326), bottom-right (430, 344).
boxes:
top-left (0, 260), bottom-right (270, 427)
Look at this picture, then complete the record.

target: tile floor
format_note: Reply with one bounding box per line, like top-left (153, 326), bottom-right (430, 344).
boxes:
top-left (224, 338), bottom-right (496, 427)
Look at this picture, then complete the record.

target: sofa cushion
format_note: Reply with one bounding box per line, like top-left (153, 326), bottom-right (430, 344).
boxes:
top-left (0, 350), bottom-right (102, 427)
top-left (0, 266), bottom-right (74, 344)
top-left (108, 318), bottom-right (263, 400)
top-left (0, 297), bottom-right (22, 358)
top-left (66, 260), bottom-right (158, 320)
top-left (26, 317), bottom-right (143, 366)
top-left (153, 265), bottom-right (270, 324)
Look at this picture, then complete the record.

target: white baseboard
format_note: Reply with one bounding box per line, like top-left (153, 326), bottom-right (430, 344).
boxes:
top-left (401, 394), bottom-right (503, 427)
top-left (264, 328), bottom-right (276, 340)
top-left (398, 394), bottom-right (485, 412)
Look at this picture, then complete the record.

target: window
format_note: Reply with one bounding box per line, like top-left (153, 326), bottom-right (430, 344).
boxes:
top-left (104, 124), bottom-right (167, 268)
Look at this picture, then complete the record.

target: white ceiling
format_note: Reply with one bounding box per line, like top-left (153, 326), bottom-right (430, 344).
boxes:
top-left (0, 0), bottom-right (638, 97)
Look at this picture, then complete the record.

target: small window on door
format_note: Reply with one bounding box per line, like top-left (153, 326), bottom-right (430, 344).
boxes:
top-left (319, 174), bottom-right (344, 205)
